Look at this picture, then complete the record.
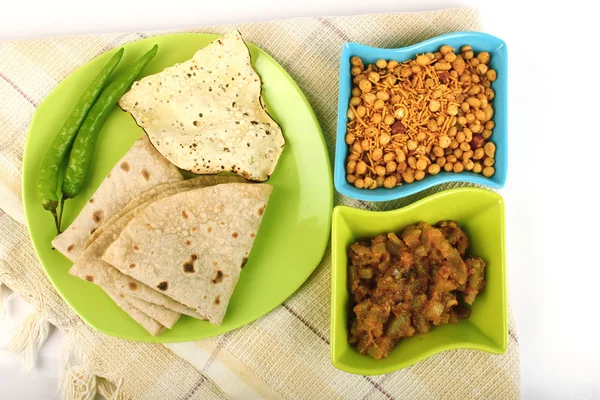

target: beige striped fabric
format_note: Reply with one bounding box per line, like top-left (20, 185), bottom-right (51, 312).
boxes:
top-left (0, 7), bottom-right (520, 399)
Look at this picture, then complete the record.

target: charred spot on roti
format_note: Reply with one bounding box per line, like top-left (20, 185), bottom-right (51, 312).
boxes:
top-left (157, 281), bottom-right (168, 291)
top-left (92, 210), bottom-right (104, 224)
top-left (133, 244), bottom-right (140, 251)
top-left (184, 239), bottom-right (192, 247)
top-left (150, 250), bottom-right (155, 255)
top-left (67, 244), bottom-right (76, 252)
top-left (128, 282), bottom-right (137, 290)
top-left (129, 263), bottom-right (137, 269)
top-left (107, 173), bottom-right (112, 179)
top-left (89, 198), bottom-right (94, 203)
top-left (85, 275), bottom-right (94, 282)
top-left (141, 169), bottom-right (151, 180)
top-left (119, 294), bottom-right (125, 298)
top-left (250, 233), bottom-right (256, 238)
top-left (257, 206), bottom-right (265, 216)
top-left (207, 226), bottom-right (212, 233)
top-left (183, 262), bottom-right (195, 273)
top-left (181, 209), bottom-right (189, 219)
top-left (213, 260), bottom-right (218, 266)
top-left (191, 254), bottom-right (198, 261)
top-left (89, 228), bottom-right (97, 235)
top-left (241, 257), bottom-right (248, 269)
top-left (212, 270), bottom-right (224, 284)
top-left (214, 296), bottom-right (221, 305)
top-left (191, 226), bottom-right (198, 233)
top-left (203, 295), bottom-right (207, 299)
top-left (232, 232), bottom-right (239, 239)
top-left (120, 161), bottom-right (131, 172)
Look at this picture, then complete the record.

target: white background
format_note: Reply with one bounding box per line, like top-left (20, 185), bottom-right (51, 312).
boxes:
top-left (1, 0), bottom-right (599, 399)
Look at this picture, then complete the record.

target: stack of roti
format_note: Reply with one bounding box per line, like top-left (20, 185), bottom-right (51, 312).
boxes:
top-left (54, 136), bottom-right (272, 335)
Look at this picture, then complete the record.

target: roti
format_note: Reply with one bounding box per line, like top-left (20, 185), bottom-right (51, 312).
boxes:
top-left (102, 183), bottom-right (272, 324)
top-left (119, 32), bottom-right (285, 182)
top-left (52, 136), bottom-right (182, 261)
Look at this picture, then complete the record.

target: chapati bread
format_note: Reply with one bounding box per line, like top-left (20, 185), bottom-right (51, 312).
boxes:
top-left (122, 295), bottom-right (180, 329)
top-left (53, 136), bottom-right (182, 261)
top-left (71, 176), bottom-right (245, 321)
top-left (119, 32), bottom-right (285, 182)
top-left (105, 289), bottom-right (165, 336)
top-left (102, 183), bottom-right (272, 324)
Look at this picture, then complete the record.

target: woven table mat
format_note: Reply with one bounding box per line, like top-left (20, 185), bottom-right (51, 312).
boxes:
top-left (0, 7), bottom-right (519, 399)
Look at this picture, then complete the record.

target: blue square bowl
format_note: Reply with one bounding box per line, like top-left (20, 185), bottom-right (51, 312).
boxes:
top-left (334, 32), bottom-right (508, 202)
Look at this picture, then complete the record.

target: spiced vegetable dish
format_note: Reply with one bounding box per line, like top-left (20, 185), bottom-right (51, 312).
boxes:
top-left (348, 221), bottom-right (486, 359)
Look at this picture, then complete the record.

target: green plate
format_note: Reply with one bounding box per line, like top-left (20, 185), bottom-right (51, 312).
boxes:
top-left (331, 188), bottom-right (507, 375)
top-left (22, 33), bottom-right (333, 342)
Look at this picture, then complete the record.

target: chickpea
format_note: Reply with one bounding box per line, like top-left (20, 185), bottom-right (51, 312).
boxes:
top-left (432, 89), bottom-right (442, 99)
top-left (483, 157), bottom-right (495, 167)
top-left (375, 165), bottom-right (386, 176)
top-left (407, 156), bottom-right (417, 169)
top-left (485, 88), bottom-right (495, 100)
top-left (479, 97), bottom-right (489, 109)
top-left (450, 70), bottom-right (458, 78)
top-left (467, 97), bottom-right (481, 108)
top-left (351, 66), bottom-right (362, 76)
top-left (387, 75), bottom-right (397, 86)
top-left (453, 148), bottom-right (464, 159)
top-left (473, 147), bottom-right (485, 160)
top-left (463, 50), bottom-right (474, 60)
top-left (365, 126), bottom-right (378, 137)
top-left (462, 150), bottom-right (473, 160)
top-left (350, 56), bottom-right (362, 67)
top-left (425, 78), bottom-right (435, 88)
top-left (433, 145), bottom-right (444, 157)
top-left (364, 176), bottom-right (374, 188)
top-left (390, 95), bottom-right (402, 105)
top-left (436, 157), bottom-right (447, 167)
top-left (372, 148), bottom-right (383, 161)
top-left (448, 126), bottom-right (458, 137)
top-left (439, 135), bottom-right (451, 149)
top-left (396, 150), bottom-right (406, 163)
top-left (482, 129), bottom-right (493, 140)
top-left (383, 175), bottom-right (397, 188)
top-left (469, 123), bottom-right (482, 133)
top-left (463, 128), bottom-right (473, 142)
top-left (396, 161), bottom-right (407, 174)
top-left (364, 92), bottom-right (376, 105)
top-left (471, 74), bottom-right (480, 84)
top-left (351, 88), bottom-right (361, 97)
top-left (437, 115), bottom-right (446, 126)
top-left (402, 169), bottom-right (415, 183)
top-left (477, 51), bottom-right (490, 64)
top-left (354, 178), bottom-right (365, 189)
top-left (463, 159), bottom-right (474, 171)
top-left (384, 115), bottom-right (395, 125)
top-left (377, 91), bottom-right (390, 101)
top-left (460, 142), bottom-right (472, 152)
top-left (473, 109), bottom-right (486, 122)
top-left (415, 170), bottom-right (426, 181)
top-left (375, 176), bottom-right (385, 187)
top-left (427, 120), bottom-right (438, 132)
top-left (347, 109), bottom-right (355, 120)
top-left (457, 116), bottom-right (468, 125)
top-left (347, 174), bottom-right (356, 184)
top-left (482, 166), bottom-right (495, 177)
top-left (428, 164), bottom-right (441, 175)
top-left (473, 162), bottom-right (483, 174)
top-left (356, 105), bottom-right (367, 117)
top-left (434, 51), bottom-right (443, 60)
top-left (352, 141), bottom-right (363, 153)
top-left (416, 55), bottom-right (430, 66)
top-left (448, 103), bottom-right (459, 116)
top-left (461, 102), bottom-right (470, 113)
top-left (444, 52), bottom-right (457, 63)
top-left (348, 153), bottom-right (359, 161)
top-left (376, 59), bottom-right (387, 69)
top-left (400, 67), bottom-right (412, 78)
top-left (484, 142), bottom-right (496, 158)
top-left (381, 152), bottom-right (394, 163)
top-left (356, 160), bottom-right (367, 175)
top-left (360, 139), bottom-right (369, 151)
top-left (485, 120), bottom-right (495, 130)
top-left (350, 96), bottom-right (361, 106)
top-left (368, 72), bottom-right (380, 83)
top-left (460, 74), bottom-right (472, 86)
top-left (465, 113), bottom-right (476, 124)
top-left (486, 69), bottom-right (497, 81)
top-left (476, 64), bottom-right (488, 76)
top-left (450, 139), bottom-right (459, 149)
top-left (387, 60), bottom-right (399, 70)
top-left (353, 74), bottom-right (366, 85)
top-left (415, 145), bottom-right (426, 155)
top-left (444, 162), bottom-right (454, 172)
top-left (440, 45), bottom-right (454, 55)
top-left (394, 107), bottom-right (406, 120)
top-left (456, 131), bottom-right (466, 143)
top-left (379, 134), bottom-right (392, 146)
top-left (346, 160), bottom-right (356, 174)
top-left (407, 139), bottom-right (418, 151)
top-left (359, 79), bottom-right (372, 93)
top-left (447, 155), bottom-right (458, 163)
top-left (468, 85), bottom-right (481, 96)
top-left (416, 158), bottom-right (428, 171)
top-left (429, 100), bottom-right (441, 112)
top-left (345, 133), bottom-right (355, 144)
top-left (453, 162), bottom-right (464, 173)
top-left (411, 65), bottom-right (421, 74)
top-left (371, 113), bottom-right (382, 124)
top-left (386, 161), bottom-right (398, 173)
top-left (461, 45), bottom-right (472, 52)
top-left (373, 99), bottom-right (385, 110)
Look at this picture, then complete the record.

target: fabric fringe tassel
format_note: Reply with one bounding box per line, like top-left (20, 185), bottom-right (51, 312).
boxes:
top-left (5, 307), bottom-right (50, 374)
top-left (59, 335), bottom-right (124, 400)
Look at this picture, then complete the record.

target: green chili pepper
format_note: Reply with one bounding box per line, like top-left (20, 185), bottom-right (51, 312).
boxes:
top-left (60, 45), bottom-right (158, 226)
top-left (37, 48), bottom-right (124, 233)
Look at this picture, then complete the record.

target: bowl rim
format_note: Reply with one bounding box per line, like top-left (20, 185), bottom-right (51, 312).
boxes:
top-left (329, 187), bottom-right (508, 375)
top-left (334, 31), bottom-right (508, 202)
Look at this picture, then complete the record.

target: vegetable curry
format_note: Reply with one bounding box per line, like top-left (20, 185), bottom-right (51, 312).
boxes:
top-left (348, 221), bottom-right (486, 359)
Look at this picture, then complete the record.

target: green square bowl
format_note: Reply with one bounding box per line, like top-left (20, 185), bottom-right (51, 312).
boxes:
top-left (330, 187), bottom-right (507, 375)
